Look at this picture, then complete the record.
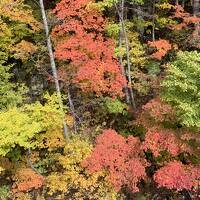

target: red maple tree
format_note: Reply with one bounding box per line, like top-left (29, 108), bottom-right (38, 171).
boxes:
top-left (154, 161), bottom-right (200, 191)
top-left (52, 0), bottom-right (126, 97)
top-left (142, 127), bottom-right (190, 157)
top-left (82, 129), bottom-right (148, 192)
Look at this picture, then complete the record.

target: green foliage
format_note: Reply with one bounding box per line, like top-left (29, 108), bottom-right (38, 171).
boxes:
top-left (162, 51), bottom-right (200, 129)
top-left (106, 22), bottom-right (120, 38)
top-left (146, 60), bottom-right (160, 76)
top-left (0, 0), bottom-right (41, 110)
top-left (0, 185), bottom-right (9, 200)
top-left (0, 60), bottom-right (26, 110)
top-left (104, 97), bottom-right (128, 114)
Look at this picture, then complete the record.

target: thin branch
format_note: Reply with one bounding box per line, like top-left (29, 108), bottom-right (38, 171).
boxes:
top-left (27, 148), bottom-right (42, 176)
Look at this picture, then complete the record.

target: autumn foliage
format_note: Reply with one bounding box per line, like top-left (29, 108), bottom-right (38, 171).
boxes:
top-left (142, 128), bottom-right (188, 157)
top-left (1, 0), bottom-right (200, 199)
top-left (154, 161), bottom-right (200, 191)
top-left (148, 39), bottom-right (172, 60)
top-left (82, 129), bottom-right (148, 193)
top-left (170, 5), bottom-right (200, 31)
top-left (12, 168), bottom-right (44, 193)
top-left (52, 0), bottom-right (126, 96)
top-left (142, 97), bottom-right (175, 123)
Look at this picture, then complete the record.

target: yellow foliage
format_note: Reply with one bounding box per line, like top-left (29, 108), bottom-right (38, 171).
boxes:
top-left (0, 0), bottom-right (41, 32)
top-left (46, 137), bottom-right (118, 200)
top-left (13, 192), bottom-right (31, 200)
top-left (0, 93), bottom-right (65, 156)
top-left (37, 129), bottom-right (66, 150)
top-left (156, 2), bottom-right (175, 9)
top-left (65, 114), bottom-right (74, 128)
top-left (128, 31), bottom-right (146, 67)
top-left (11, 40), bottom-right (38, 61)
top-left (0, 107), bottom-right (42, 156)
top-left (0, 18), bottom-right (11, 39)
top-left (36, 194), bottom-right (45, 200)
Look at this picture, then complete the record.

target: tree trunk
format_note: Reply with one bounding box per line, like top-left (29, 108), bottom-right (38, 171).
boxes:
top-left (193, 0), bottom-right (200, 38)
top-left (39, 0), bottom-right (69, 139)
top-left (115, 1), bottom-right (136, 109)
top-left (137, 5), bottom-right (144, 37)
top-left (193, 0), bottom-right (200, 16)
top-left (119, 0), bottom-right (130, 104)
top-left (152, 0), bottom-right (156, 42)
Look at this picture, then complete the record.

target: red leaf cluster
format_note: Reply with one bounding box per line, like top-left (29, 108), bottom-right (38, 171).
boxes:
top-left (134, 98), bottom-right (175, 128)
top-left (142, 97), bottom-right (175, 123)
top-left (12, 168), bottom-right (44, 193)
top-left (142, 128), bottom-right (187, 157)
top-left (154, 161), bottom-right (200, 191)
top-left (82, 129), bottom-right (147, 192)
top-left (170, 5), bottom-right (200, 30)
top-left (52, 0), bottom-right (126, 96)
top-left (148, 39), bottom-right (172, 60)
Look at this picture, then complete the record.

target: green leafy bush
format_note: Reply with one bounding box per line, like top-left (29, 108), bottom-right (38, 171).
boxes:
top-left (105, 97), bottom-right (128, 114)
top-left (162, 51), bottom-right (200, 129)
top-left (0, 60), bottom-right (25, 110)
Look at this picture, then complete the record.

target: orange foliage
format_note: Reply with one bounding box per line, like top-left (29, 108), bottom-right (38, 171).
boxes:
top-left (148, 39), bottom-right (172, 60)
top-left (11, 40), bottom-right (38, 61)
top-left (12, 168), bottom-right (44, 193)
top-left (0, 0), bottom-right (41, 32)
top-left (170, 5), bottom-right (200, 30)
top-left (142, 97), bottom-right (175, 123)
top-left (135, 97), bottom-right (175, 128)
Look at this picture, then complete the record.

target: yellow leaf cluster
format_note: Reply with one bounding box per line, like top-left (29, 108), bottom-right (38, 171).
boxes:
top-left (65, 114), bottom-right (74, 128)
top-left (128, 31), bottom-right (146, 67)
top-left (156, 2), bottom-right (175, 10)
top-left (0, 0), bottom-right (41, 32)
top-left (46, 137), bottom-right (118, 199)
top-left (0, 93), bottom-right (65, 156)
top-left (11, 40), bottom-right (38, 61)
top-left (37, 129), bottom-right (66, 150)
